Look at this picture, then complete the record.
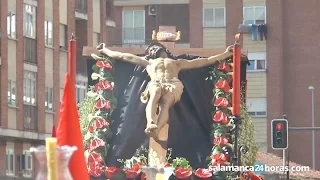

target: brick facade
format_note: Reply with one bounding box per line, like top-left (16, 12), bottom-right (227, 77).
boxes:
top-left (16, 0), bottom-right (24, 131)
top-left (0, 0), bottom-right (108, 177)
top-left (0, 0), bottom-right (8, 128)
top-left (36, 0), bottom-right (46, 133)
top-left (52, 0), bottom-right (61, 125)
top-left (189, 0), bottom-right (203, 48)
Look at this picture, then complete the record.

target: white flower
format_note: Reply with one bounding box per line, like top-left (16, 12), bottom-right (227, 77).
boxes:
top-left (87, 91), bottom-right (97, 97)
top-left (87, 114), bottom-right (94, 121)
top-left (84, 132), bottom-right (92, 141)
top-left (91, 73), bottom-right (100, 80)
top-left (148, 149), bottom-right (162, 167)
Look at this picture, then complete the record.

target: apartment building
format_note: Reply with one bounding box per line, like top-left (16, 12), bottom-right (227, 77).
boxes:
top-left (111, 0), bottom-right (320, 170)
top-left (0, 0), bottom-right (114, 178)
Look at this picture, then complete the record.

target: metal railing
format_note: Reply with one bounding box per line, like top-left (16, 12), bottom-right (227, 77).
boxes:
top-left (108, 27), bottom-right (149, 46)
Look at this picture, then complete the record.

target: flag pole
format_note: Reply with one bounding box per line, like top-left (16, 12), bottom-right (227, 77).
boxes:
top-left (231, 34), bottom-right (242, 178)
top-left (232, 34), bottom-right (241, 115)
top-left (68, 33), bottom-right (77, 85)
top-left (53, 34), bottom-right (77, 136)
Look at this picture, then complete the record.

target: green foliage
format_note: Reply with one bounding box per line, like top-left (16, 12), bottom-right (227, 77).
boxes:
top-left (238, 85), bottom-right (260, 166)
top-left (78, 96), bottom-right (96, 148)
top-left (171, 157), bottom-right (192, 170)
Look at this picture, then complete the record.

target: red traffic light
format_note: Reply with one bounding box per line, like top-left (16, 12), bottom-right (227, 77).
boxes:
top-left (276, 123), bottom-right (283, 131)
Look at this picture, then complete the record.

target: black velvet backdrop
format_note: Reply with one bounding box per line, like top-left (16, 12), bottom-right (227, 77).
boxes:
top-left (87, 55), bottom-right (247, 169)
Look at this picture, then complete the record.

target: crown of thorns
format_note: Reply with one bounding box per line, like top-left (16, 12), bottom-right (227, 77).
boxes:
top-left (145, 43), bottom-right (173, 57)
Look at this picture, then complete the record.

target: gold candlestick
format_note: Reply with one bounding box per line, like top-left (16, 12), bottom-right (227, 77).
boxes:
top-left (46, 138), bottom-right (58, 180)
top-left (156, 173), bottom-right (165, 180)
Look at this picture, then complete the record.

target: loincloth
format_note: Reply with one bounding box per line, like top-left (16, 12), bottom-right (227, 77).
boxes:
top-left (140, 78), bottom-right (184, 104)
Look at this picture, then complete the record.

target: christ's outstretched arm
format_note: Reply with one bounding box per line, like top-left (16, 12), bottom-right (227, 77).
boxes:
top-left (177, 45), bottom-right (234, 70)
top-left (96, 43), bottom-right (150, 67)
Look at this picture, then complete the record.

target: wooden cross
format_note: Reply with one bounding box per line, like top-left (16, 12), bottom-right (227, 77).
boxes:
top-left (82, 26), bottom-right (248, 165)
top-left (148, 26), bottom-right (179, 165)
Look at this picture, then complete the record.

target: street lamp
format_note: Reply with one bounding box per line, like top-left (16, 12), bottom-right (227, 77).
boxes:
top-left (308, 86), bottom-right (315, 169)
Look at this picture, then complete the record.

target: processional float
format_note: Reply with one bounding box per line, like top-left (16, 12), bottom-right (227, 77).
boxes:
top-left (78, 26), bottom-right (251, 180)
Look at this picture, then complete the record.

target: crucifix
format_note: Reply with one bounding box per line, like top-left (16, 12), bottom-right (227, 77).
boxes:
top-left (82, 26), bottom-right (247, 165)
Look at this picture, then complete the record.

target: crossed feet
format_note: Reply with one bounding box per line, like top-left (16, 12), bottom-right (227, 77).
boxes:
top-left (145, 122), bottom-right (159, 140)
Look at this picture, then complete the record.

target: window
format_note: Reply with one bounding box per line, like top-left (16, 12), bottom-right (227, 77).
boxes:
top-left (45, 87), bottom-right (53, 111)
top-left (60, 24), bottom-right (67, 50)
top-left (6, 149), bottom-right (14, 176)
top-left (8, 80), bottom-right (16, 107)
top-left (45, 21), bottom-right (53, 47)
top-left (24, 37), bottom-right (37, 64)
top-left (122, 10), bottom-right (145, 44)
top-left (75, 0), bottom-right (87, 13)
top-left (247, 52), bottom-right (266, 71)
top-left (247, 98), bottom-right (267, 117)
top-left (76, 81), bottom-right (87, 104)
top-left (243, 6), bottom-right (266, 25)
top-left (24, 105), bottom-right (37, 130)
top-left (24, 71), bottom-right (37, 105)
top-left (23, 4), bottom-right (36, 38)
top-left (7, 12), bottom-right (16, 38)
top-left (106, 0), bottom-right (114, 19)
top-left (24, 71), bottom-right (37, 130)
top-left (203, 8), bottom-right (225, 27)
top-left (23, 151), bottom-right (33, 177)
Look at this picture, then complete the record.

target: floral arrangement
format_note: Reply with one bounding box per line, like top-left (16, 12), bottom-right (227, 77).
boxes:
top-left (79, 51), bottom-right (263, 179)
top-left (207, 59), bottom-right (234, 179)
top-left (82, 52), bottom-right (116, 177)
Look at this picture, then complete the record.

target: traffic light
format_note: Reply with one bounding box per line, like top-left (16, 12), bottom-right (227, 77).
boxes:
top-left (271, 119), bottom-right (288, 149)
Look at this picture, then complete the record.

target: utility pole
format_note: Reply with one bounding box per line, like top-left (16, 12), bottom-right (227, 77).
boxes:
top-left (282, 115), bottom-right (289, 180)
top-left (308, 86), bottom-right (315, 169)
top-left (282, 115), bottom-right (288, 167)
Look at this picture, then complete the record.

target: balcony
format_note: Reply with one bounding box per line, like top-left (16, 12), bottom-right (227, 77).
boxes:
top-left (76, 0), bottom-right (87, 13)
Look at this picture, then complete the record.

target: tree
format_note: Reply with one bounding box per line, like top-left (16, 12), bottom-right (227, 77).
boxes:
top-left (238, 86), bottom-right (260, 166)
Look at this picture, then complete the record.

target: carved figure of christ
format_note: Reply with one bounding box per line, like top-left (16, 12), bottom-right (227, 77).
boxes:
top-left (95, 43), bottom-right (233, 140)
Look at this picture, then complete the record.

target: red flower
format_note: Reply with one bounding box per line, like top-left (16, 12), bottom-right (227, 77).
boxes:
top-left (95, 99), bottom-right (111, 110)
top-left (88, 138), bottom-right (105, 151)
top-left (87, 152), bottom-right (103, 163)
top-left (175, 168), bottom-right (192, 179)
top-left (125, 163), bottom-right (141, 179)
top-left (213, 111), bottom-right (228, 124)
top-left (213, 136), bottom-right (229, 146)
top-left (88, 126), bottom-right (95, 133)
top-left (194, 168), bottom-right (212, 178)
top-left (141, 172), bottom-right (147, 180)
top-left (96, 61), bottom-right (113, 69)
top-left (213, 97), bottom-right (229, 107)
top-left (215, 79), bottom-right (230, 93)
top-left (217, 62), bottom-right (231, 72)
top-left (241, 171), bottom-right (264, 180)
top-left (97, 80), bottom-right (113, 91)
top-left (211, 153), bottom-right (227, 162)
top-left (88, 161), bottom-right (103, 177)
top-left (165, 163), bottom-right (171, 167)
top-left (93, 84), bottom-right (99, 92)
top-left (94, 118), bottom-right (110, 129)
top-left (105, 166), bottom-right (119, 179)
